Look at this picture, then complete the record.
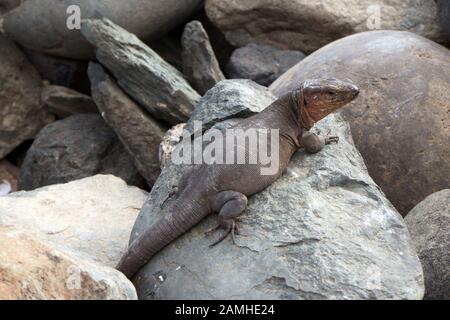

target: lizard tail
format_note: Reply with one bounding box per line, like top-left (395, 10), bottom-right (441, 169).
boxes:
top-left (116, 196), bottom-right (207, 278)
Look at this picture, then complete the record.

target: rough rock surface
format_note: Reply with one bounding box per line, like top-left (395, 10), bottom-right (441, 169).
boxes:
top-left (437, 0), bottom-right (450, 42)
top-left (0, 159), bottom-right (19, 195)
top-left (89, 63), bottom-right (167, 185)
top-left (81, 18), bottom-right (200, 124)
top-left (185, 79), bottom-right (276, 135)
top-left (0, 175), bottom-right (147, 267)
top-left (41, 85), bottom-right (98, 118)
top-left (182, 20), bottom-right (225, 95)
top-left (129, 91), bottom-right (423, 300)
top-left (206, 0), bottom-right (446, 53)
top-left (18, 114), bottom-right (145, 191)
top-left (270, 31), bottom-right (450, 215)
top-left (0, 226), bottom-right (137, 300)
top-left (405, 189), bottom-right (450, 300)
top-left (159, 123), bottom-right (187, 169)
top-left (24, 49), bottom-right (89, 92)
top-left (226, 43), bottom-right (305, 86)
top-left (4, 0), bottom-right (203, 59)
top-left (0, 34), bottom-right (53, 159)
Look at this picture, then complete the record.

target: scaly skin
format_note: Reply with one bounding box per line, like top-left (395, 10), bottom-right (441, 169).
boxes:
top-left (117, 79), bottom-right (359, 278)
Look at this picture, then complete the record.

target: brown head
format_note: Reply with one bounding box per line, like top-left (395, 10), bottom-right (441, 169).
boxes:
top-left (297, 79), bottom-right (359, 128)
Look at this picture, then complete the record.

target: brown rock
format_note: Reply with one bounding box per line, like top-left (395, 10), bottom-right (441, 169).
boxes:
top-left (270, 31), bottom-right (450, 215)
top-left (88, 63), bottom-right (167, 185)
top-left (41, 85), bottom-right (98, 118)
top-left (0, 159), bottom-right (19, 195)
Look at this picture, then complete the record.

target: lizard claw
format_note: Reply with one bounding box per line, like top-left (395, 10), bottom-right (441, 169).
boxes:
top-left (208, 219), bottom-right (240, 248)
top-left (325, 135), bottom-right (339, 145)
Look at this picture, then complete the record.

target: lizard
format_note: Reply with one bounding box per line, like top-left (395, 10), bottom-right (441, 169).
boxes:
top-left (117, 78), bottom-right (359, 279)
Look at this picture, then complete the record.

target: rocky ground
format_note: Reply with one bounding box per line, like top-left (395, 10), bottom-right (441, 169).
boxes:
top-left (0, 0), bottom-right (449, 300)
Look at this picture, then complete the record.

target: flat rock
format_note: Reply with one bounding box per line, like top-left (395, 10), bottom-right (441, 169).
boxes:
top-left (41, 85), bottom-right (98, 118)
top-left (226, 43), bottom-right (305, 86)
top-left (89, 63), bottom-right (167, 186)
top-left (437, 0), bottom-right (450, 42)
top-left (405, 189), bottom-right (450, 300)
top-left (185, 79), bottom-right (276, 135)
top-left (182, 20), bottom-right (225, 95)
top-left (18, 114), bottom-right (145, 191)
top-left (130, 92), bottom-right (423, 299)
top-left (270, 31), bottom-right (450, 215)
top-left (4, 0), bottom-right (203, 59)
top-left (206, 0), bottom-right (446, 54)
top-left (81, 18), bottom-right (200, 125)
top-left (0, 175), bottom-right (147, 267)
top-left (0, 226), bottom-right (137, 300)
top-left (0, 34), bottom-right (53, 159)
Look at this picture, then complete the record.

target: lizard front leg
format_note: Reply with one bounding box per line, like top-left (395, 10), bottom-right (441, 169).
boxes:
top-left (301, 130), bottom-right (339, 154)
top-left (206, 191), bottom-right (248, 247)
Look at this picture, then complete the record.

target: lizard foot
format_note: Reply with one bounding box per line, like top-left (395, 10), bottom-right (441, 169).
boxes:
top-left (325, 135), bottom-right (339, 145)
top-left (208, 219), bottom-right (240, 248)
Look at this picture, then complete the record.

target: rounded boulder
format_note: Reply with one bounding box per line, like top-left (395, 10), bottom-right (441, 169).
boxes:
top-left (4, 0), bottom-right (203, 59)
top-left (270, 31), bottom-right (450, 215)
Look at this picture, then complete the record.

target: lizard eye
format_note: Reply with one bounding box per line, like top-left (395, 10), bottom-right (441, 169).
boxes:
top-left (328, 91), bottom-right (335, 95)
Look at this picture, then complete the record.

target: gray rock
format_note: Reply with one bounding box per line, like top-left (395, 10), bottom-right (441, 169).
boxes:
top-left (182, 20), bottom-right (225, 95)
top-left (24, 49), bottom-right (89, 92)
top-left (81, 18), bottom-right (200, 125)
top-left (226, 43), bottom-right (305, 86)
top-left (0, 34), bottom-right (53, 159)
top-left (437, 0), bottom-right (450, 42)
top-left (4, 0), bottom-right (203, 59)
top-left (41, 85), bottom-right (98, 118)
top-left (206, 0), bottom-right (446, 54)
top-left (270, 31), bottom-right (450, 215)
top-left (130, 103), bottom-right (423, 300)
top-left (405, 189), bottom-right (450, 300)
top-left (18, 114), bottom-right (145, 191)
top-left (88, 63), bottom-right (167, 186)
top-left (185, 79), bottom-right (276, 135)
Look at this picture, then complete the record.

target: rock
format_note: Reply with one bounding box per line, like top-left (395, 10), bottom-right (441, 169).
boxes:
top-left (148, 35), bottom-right (183, 72)
top-left (24, 49), bottom-right (89, 92)
top-left (88, 63), bottom-right (167, 186)
top-left (270, 31), bottom-right (450, 215)
top-left (437, 0), bottom-right (450, 42)
top-left (181, 20), bottom-right (225, 95)
top-left (205, 0), bottom-right (446, 54)
top-left (81, 18), bottom-right (200, 125)
top-left (0, 0), bottom-right (22, 15)
top-left (185, 79), bottom-right (276, 135)
top-left (41, 85), bottom-right (98, 118)
top-left (129, 92), bottom-right (423, 300)
top-left (0, 160), bottom-right (19, 195)
top-left (0, 226), bottom-right (137, 300)
top-left (0, 33), bottom-right (53, 159)
top-left (0, 175), bottom-right (147, 267)
top-left (18, 114), bottom-right (145, 191)
top-left (405, 189), bottom-right (450, 300)
top-left (159, 124), bottom-right (187, 169)
top-left (4, 0), bottom-right (203, 59)
top-left (226, 43), bottom-right (305, 86)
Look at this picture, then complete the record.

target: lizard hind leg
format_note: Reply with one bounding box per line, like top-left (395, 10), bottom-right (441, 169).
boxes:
top-left (206, 191), bottom-right (248, 247)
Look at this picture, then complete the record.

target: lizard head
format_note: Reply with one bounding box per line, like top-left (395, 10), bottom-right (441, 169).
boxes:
top-left (299, 79), bottom-right (359, 127)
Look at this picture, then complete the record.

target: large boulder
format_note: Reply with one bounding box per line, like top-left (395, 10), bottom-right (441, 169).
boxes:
top-left (129, 86), bottom-right (423, 300)
top-left (0, 34), bottom-right (53, 159)
top-left (226, 43), bottom-right (305, 86)
top-left (88, 63), bottom-right (167, 185)
top-left (0, 226), bottom-right (137, 300)
top-left (4, 0), bottom-right (203, 59)
top-left (81, 18), bottom-right (200, 125)
top-left (270, 31), bottom-right (450, 215)
top-left (18, 114), bottom-right (145, 191)
top-left (405, 189), bottom-right (450, 300)
top-left (182, 20), bottom-right (225, 95)
top-left (0, 175), bottom-right (147, 267)
top-left (205, 0), bottom-right (446, 54)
